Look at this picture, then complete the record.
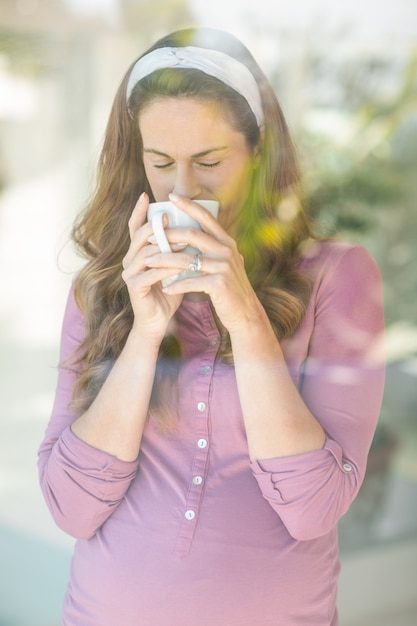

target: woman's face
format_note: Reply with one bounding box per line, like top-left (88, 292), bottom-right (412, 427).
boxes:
top-left (138, 97), bottom-right (258, 234)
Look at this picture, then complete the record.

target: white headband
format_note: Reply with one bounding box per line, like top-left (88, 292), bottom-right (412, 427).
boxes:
top-left (126, 46), bottom-right (264, 127)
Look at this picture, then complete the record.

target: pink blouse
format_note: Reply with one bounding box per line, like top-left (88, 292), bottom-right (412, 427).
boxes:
top-left (38, 241), bottom-right (385, 626)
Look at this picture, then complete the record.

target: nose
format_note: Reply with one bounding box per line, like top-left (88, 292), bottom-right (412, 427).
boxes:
top-left (171, 165), bottom-right (202, 199)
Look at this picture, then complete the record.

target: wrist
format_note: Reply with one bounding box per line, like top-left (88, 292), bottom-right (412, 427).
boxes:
top-left (229, 304), bottom-right (284, 360)
top-left (227, 298), bottom-right (269, 336)
top-left (126, 323), bottom-right (165, 354)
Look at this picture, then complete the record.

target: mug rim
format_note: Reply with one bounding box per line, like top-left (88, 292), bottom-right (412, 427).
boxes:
top-left (148, 199), bottom-right (219, 210)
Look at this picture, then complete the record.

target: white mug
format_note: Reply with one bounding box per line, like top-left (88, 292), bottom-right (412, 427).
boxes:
top-left (147, 199), bottom-right (219, 286)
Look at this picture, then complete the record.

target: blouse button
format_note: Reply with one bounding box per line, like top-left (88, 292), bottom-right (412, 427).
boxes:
top-left (197, 402), bottom-right (206, 412)
top-left (197, 438), bottom-right (208, 449)
top-left (342, 462), bottom-right (353, 472)
top-left (210, 337), bottom-right (219, 346)
top-left (185, 510), bottom-right (195, 521)
top-left (192, 476), bottom-right (203, 485)
top-left (202, 366), bottom-right (212, 375)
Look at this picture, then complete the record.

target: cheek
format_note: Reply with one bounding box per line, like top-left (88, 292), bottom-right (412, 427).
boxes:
top-left (144, 168), bottom-right (170, 198)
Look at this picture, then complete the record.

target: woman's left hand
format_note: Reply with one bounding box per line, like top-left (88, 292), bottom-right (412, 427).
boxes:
top-left (145, 194), bottom-right (264, 333)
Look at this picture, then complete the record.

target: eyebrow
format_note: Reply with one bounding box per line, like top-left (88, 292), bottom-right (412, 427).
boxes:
top-left (143, 146), bottom-right (228, 159)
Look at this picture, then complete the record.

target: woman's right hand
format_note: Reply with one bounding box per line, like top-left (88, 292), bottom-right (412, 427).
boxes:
top-left (121, 192), bottom-right (184, 343)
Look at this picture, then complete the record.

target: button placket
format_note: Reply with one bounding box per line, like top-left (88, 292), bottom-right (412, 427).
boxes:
top-left (175, 339), bottom-right (217, 557)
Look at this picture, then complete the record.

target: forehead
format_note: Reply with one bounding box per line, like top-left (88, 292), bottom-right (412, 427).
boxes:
top-left (138, 97), bottom-right (239, 145)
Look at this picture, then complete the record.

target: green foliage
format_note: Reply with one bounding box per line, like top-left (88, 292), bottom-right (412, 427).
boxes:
top-left (299, 52), bottom-right (417, 328)
top-left (305, 149), bottom-right (404, 232)
top-left (301, 52), bottom-right (416, 220)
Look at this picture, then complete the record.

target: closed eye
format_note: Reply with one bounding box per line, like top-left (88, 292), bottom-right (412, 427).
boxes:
top-left (153, 161), bottom-right (221, 170)
top-left (153, 162), bottom-right (174, 169)
top-left (198, 161), bottom-right (221, 168)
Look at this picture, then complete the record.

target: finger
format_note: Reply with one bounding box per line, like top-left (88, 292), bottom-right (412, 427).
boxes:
top-left (168, 194), bottom-right (229, 242)
top-left (123, 227), bottom-right (154, 269)
top-left (123, 242), bottom-right (159, 272)
top-left (160, 272), bottom-right (214, 296)
top-left (144, 250), bottom-right (192, 271)
top-left (127, 212), bottom-right (172, 264)
top-left (159, 226), bottom-right (237, 262)
top-left (145, 251), bottom-right (237, 291)
top-left (123, 265), bottom-right (181, 289)
top-left (128, 192), bottom-right (149, 238)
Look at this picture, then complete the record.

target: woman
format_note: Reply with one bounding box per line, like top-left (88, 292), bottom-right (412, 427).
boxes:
top-left (38, 27), bottom-right (385, 625)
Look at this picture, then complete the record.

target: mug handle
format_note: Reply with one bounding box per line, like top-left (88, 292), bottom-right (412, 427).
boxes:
top-left (151, 212), bottom-right (171, 253)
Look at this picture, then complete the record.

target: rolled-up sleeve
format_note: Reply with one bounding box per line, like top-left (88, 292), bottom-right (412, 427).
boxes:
top-left (38, 287), bottom-right (139, 539)
top-left (251, 245), bottom-right (385, 540)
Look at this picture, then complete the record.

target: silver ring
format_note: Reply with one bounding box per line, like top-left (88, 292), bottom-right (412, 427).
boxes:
top-left (188, 254), bottom-right (202, 272)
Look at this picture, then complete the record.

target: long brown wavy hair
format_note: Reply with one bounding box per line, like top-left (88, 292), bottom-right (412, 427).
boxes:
top-left (70, 27), bottom-right (313, 415)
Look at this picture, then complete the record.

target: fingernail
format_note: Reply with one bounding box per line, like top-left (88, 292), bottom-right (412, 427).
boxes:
top-left (147, 235), bottom-right (157, 243)
top-left (138, 192), bottom-right (145, 203)
top-left (169, 193), bottom-right (180, 202)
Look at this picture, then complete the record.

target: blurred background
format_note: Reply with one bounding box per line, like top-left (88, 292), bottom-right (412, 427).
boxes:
top-left (0, 1), bottom-right (416, 624)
